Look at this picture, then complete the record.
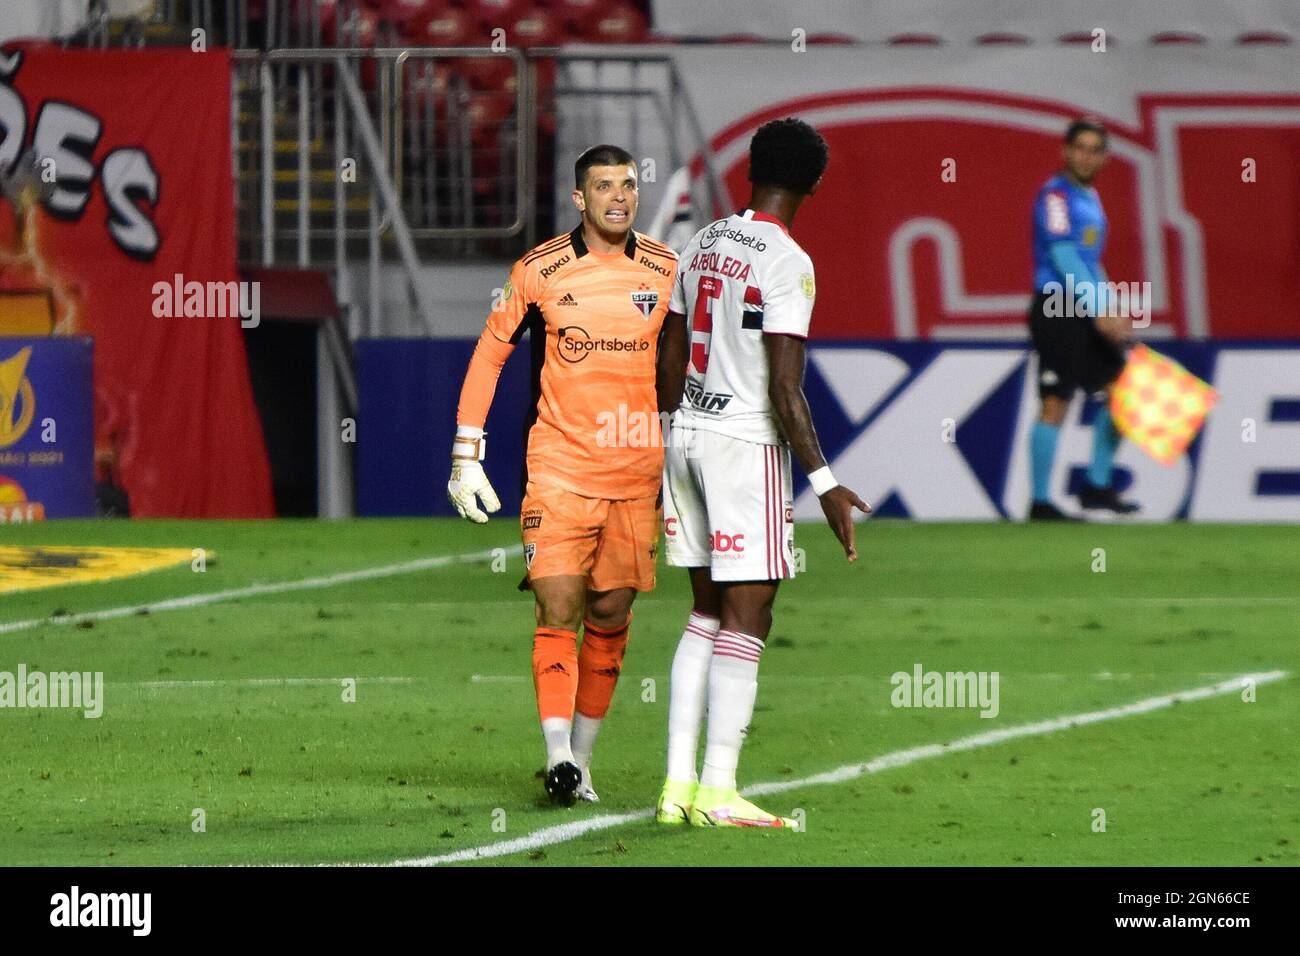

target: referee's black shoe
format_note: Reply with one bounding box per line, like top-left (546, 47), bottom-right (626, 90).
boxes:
top-left (1078, 483), bottom-right (1140, 514)
top-left (1029, 501), bottom-right (1082, 521)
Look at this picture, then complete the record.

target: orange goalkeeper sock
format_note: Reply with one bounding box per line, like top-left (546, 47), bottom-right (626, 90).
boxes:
top-left (532, 626), bottom-right (579, 725)
top-left (571, 617), bottom-right (630, 773)
top-left (575, 617), bottom-right (630, 721)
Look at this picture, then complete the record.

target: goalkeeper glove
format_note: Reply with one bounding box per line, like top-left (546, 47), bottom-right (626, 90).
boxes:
top-left (448, 426), bottom-right (501, 523)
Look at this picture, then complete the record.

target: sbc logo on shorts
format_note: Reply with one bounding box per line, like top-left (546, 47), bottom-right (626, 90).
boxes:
top-left (711, 530), bottom-right (745, 553)
top-left (524, 543), bottom-right (536, 569)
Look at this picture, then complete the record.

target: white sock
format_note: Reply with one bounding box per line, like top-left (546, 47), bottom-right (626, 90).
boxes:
top-left (541, 716), bottom-right (573, 769)
top-left (700, 629), bottom-right (764, 791)
top-left (666, 611), bottom-right (720, 783)
top-left (570, 712), bottom-right (602, 772)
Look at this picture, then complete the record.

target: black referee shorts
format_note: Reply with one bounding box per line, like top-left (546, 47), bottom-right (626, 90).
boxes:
top-left (1027, 293), bottom-right (1126, 401)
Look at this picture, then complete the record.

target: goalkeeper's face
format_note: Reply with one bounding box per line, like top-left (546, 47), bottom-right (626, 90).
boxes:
top-left (574, 164), bottom-right (639, 238)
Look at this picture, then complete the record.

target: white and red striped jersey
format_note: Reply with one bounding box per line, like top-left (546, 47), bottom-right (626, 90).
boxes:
top-left (668, 209), bottom-right (816, 445)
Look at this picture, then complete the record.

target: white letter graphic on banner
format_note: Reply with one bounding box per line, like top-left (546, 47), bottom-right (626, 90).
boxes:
top-left (800, 350), bottom-right (1025, 519)
top-left (1190, 351), bottom-right (1300, 521)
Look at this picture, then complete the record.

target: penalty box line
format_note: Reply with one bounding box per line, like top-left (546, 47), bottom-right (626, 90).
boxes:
top-left (0, 543), bottom-right (523, 637)
top-left (386, 669), bottom-right (1288, 867)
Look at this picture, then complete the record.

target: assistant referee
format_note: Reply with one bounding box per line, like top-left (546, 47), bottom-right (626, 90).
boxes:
top-left (1026, 117), bottom-right (1139, 521)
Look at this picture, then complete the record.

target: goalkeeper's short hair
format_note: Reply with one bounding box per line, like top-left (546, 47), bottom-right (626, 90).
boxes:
top-left (575, 144), bottom-right (637, 189)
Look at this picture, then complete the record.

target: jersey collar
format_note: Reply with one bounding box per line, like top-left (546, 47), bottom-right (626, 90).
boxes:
top-left (569, 224), bottom-right (638, 259)
top-left (739, 208), bottom-right (789, 234)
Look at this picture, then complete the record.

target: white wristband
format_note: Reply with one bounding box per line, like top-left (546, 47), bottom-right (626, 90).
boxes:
top-left (807, 466), bottom-right (837, 496)
top-left (452, 426), bottom-right (485, 461)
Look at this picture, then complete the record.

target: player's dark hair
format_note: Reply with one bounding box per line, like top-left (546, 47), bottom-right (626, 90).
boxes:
top-left (1065, 117), bottom-right (1108, 147)
top-left (747, 118), bottom-right (829, 195)
top-left (574, 144), bottom-right (637, 189)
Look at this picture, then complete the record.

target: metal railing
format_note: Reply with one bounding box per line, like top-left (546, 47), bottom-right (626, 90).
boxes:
top-left (79, 5), bottom-right (731, 284)
top-left (549, 52), bottom-right (732, 241)
top-left (230, 48), bottom-right (729, 331)
top-left (79, 6), bottom-right (732, 334)
top-left (394, 49), bottom-right (530, 238)
top-left (232, 49), bottom-right (530, 337)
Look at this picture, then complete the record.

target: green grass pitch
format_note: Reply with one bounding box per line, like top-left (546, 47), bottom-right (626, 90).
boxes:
top-left (0, 518), bottom-right (1296, 866)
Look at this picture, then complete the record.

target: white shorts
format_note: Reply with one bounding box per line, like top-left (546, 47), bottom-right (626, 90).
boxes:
top-left (663, 427), bottom-right (795, 581)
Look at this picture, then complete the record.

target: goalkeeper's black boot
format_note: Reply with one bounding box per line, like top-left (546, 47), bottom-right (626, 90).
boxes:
top-left (1029, 501), bottom-right (1081, 521)
top-left (1078, 483), bottom-right (1140, 514)
top-left (544, 760), bottom-right (582, 806)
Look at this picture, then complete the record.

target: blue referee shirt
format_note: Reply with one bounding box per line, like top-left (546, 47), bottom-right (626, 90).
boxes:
top-left (1032, 173), bottom-right (1109, 314)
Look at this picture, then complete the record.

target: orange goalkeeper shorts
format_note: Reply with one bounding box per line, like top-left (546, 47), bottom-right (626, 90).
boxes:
top-left (520, 482), bottom-right (660, 593)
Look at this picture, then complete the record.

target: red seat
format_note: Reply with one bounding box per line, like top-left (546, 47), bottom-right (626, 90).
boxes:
top-left (407, 6), bottom-right (476, 45)
top-left (888, 33), bottom-right (944, 45)
top-left (588, 3), bottom-right (648, 44)
top-left (549, 0), bottom-right (604, 32)
top-left (1150, 31), bottom-right (1207, 44)
top-left (371, 0), bottom-right (442, 31)
top-left (503, 7), bottom-right (563, 48)
top-left (456, 55), bottom-right (518, 92)
top-left (464, 91), bottom-right (515, 148)
top-left (1236, 31), bottom-right (1294, 44)
top-left (976, 32), bottom-right (1030, 45)
top-left (462, 0), bottom-right (532, 28)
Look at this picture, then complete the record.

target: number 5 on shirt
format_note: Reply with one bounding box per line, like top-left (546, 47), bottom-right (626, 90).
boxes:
top-left (690, 275), bottom-right (721, 374)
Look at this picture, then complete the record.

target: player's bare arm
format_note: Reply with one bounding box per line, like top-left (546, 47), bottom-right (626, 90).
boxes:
top-left (657, 309), bottom-right (689, 414)
top-left (764, 332), bottom-right (870, 560)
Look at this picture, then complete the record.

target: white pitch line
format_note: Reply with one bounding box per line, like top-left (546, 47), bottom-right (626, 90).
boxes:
top-left (876, 596), bottom-right (1299, 606)
top-left (122, 677), bottom-right (416, 689)
top-left (389, 670), bottom-right (1287, 867)
top-left (0, 543), bottom-right (522, 637)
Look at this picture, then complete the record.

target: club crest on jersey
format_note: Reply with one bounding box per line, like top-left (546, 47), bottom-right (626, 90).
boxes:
top-left (631, 288), bottom-right (659, 318)
top-left (524, 543), bottom-right (536, 569)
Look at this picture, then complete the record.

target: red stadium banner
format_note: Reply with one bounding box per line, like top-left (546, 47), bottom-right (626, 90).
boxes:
top-left (0, 43), bottom-right (273, 517)
top-left (625, 46), bottom-right (1300, 341)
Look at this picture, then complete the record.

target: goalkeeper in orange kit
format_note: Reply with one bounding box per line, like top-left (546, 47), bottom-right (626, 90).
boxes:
top-left (447, 144), bottom-right (679, 805)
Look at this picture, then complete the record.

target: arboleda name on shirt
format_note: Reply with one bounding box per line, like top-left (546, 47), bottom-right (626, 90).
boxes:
top-left (685, 251), bottom-right (753, 281)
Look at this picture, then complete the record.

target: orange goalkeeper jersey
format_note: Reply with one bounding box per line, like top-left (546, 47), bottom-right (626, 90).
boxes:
top-left (474, 226), bottom-right (677, 500)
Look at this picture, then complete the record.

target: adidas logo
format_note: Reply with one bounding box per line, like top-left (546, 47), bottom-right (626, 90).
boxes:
top-left (541, 662), bottom-right (569, 675)
top-left (558, 293), bottom-right (578, 306)
top-left (594, 666), bottom-right (621, 678)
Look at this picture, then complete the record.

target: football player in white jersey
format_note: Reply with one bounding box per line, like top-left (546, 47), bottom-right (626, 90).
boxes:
top-left (654, 118), bottom-right (870, 828)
